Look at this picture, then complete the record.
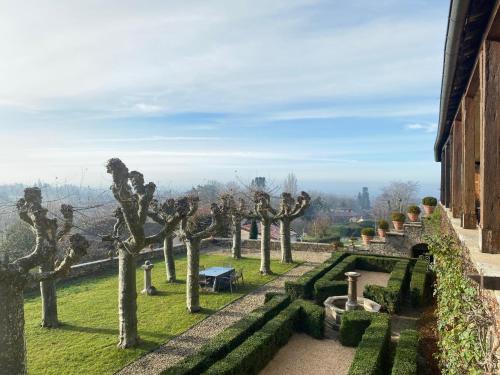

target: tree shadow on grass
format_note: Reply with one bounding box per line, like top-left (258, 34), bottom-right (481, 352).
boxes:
top-left (58, 323), bottom-right (167, 340)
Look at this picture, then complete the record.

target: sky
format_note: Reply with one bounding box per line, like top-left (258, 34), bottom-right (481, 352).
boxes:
top-left (0, 0), bottom-right (449, 196)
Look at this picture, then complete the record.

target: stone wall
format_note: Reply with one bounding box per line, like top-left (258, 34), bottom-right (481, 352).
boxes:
top-left (235, 239), bottom-right (337, 252)
top-left (364, 222), bottom-right (426, 258)
top-left (25, 238), bottom-right (335, 292)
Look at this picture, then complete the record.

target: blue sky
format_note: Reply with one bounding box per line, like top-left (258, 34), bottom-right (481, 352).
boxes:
top-left (0, 0), bottom-right (449, 196)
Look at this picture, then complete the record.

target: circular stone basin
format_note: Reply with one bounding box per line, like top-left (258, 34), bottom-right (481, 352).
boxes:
top-left (324, 296), bottom-right (381, 326)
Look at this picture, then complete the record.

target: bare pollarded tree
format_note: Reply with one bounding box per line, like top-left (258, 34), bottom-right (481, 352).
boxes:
top-left (0, 188), bottom-right (88, 375)
top-left (274, 191), bottom-right (311, 263)
top-left (106, 158), bottom-right (166, 349)
top-left (177, 200), bottom-right (225, 312)
top-left (15, 187), bottom-right (77, 328)
top-left (148, 197), bottom-right (197, 283)
top-left (254, 191), bottom-right (276, 275)
top-left (220, 194), bottom-right (250, 259)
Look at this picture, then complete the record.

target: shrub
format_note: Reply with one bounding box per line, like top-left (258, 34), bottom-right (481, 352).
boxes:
top-left (391, 329), bottom-right (418, 375)
top-left (339, 310), bottom-right (374, 347)
top-left (162, 294), bottom-right (290, 375)
top-left (363, 260), bottom-right (410, 313)
top-left (361, 227), bottom-right (375, 236)
top-left (426, 233), bottom-right (491, 374)
top-left (391, 212), bottom-right (406, 222)
top-left (313, 255), bottom-right (358, 303)
top-left (345, 313), bottom-right (391, 375)
top-left (409, 259), bottom-right (430, 307)
top-left (203, 299), bottom-right (323, 375)
top-left (285, 251), bottom-right (347, 299)
top-left (422, 196), bottom-right (438, 206)
top-left (313, 254), bottom-right (405, 304)
top-left (249, 219), bottom-right (258, 239)
top-left (407, 205), bottom-right (421, 215)
top-left (378, 220), bottom-right (389, 230)
top-left (294, 299), bottom-right (325, 339)
top-left (355, 255), bottom-right (397, 273)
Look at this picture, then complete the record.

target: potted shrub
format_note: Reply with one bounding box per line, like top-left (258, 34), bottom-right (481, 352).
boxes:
top-left (422, 196), bottom-right (438, 215)
top-left (377, 220), bottom-right (389, 237)
top-left (391, 212), bottom-right (405, 231)
top-left (407, 205), bottom-right (421, 222)
top-left (361, 227), bottom-right (375, 245)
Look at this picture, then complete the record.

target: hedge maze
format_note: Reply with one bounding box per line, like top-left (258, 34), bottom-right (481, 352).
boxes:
top-left (163, 294), bottom-right (323, 375)
top-left (167, 252), bottom-right (430, 375)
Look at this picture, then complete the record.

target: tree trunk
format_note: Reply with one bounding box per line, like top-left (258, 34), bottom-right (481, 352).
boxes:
top-left (39, 257), bottom-right (58, 328)
top-left (260, 220), bottom-right (271, 275)
top-left (186, 239), bottom-right (201, 313)
top-left (231, 219), bottom-right (242, 259)
top-left (117, 248), bottom-right (139, 348)
top-left (0, 279), bottom-right (27, 375)
top-left (164, 236), bottom-right (176, 283)
top-left (280, 219), bottom-right (293, 263)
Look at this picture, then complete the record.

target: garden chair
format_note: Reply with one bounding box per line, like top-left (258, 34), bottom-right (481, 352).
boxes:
top-left (199, 274), bottom-right (209, 289)
top-left (218, 271), bottom-right (238, 293)
top-left (233, 269), bottom-right (244, 287)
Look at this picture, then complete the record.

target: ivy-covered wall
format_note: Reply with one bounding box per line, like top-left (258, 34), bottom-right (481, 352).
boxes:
top-left (426, 207), bottom-right (499, 374)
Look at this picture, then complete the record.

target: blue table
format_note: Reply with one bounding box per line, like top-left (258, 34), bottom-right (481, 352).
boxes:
top-left (199, 267), bottom-right (234, 291)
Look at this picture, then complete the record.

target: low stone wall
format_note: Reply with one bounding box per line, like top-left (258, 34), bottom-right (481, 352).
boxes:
top-left (25, 242), bottom-right (189, 292)
top-left (237, 239), bottom-right (337, 253)
top-left (364, 222), bottom-right (426, 258)
top-left (24, 238), bottom-right (335, 292)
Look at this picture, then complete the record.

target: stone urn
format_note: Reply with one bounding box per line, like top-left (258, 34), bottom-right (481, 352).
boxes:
top-left (377, 228), bottom-right (387, 238)
top-left (423, 205), bottom-right (435, 215)
top-left (407, 212), bottom-right (419, 222)
top-left (392, 220), bottom-right (404, 231)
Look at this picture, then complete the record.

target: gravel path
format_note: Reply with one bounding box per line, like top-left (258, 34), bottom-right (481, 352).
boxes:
top-left (259, 333), bottom-right (355, 375)
top-left (117, 250), bottom-right (331, 375)
top-left (355, 269), bottom-right (390, 293)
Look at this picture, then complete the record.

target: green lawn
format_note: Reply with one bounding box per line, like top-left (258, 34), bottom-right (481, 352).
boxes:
top-left (24, 254), bottom-right (296, 375)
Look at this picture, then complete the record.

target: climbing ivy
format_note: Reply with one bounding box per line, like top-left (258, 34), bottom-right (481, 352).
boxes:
top-left (426, 222), bottom-right (494, 374)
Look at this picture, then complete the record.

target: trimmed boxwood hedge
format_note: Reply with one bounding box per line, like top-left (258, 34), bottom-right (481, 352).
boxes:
top-left (285, 251), bottom-right (347, 299)
top-left (313, 255), bottom-right (357, 303)
top-left (409, 259), bottom-right (431, 307)
top-left (162, 294), bottom-right (291, 375)
top-left (344, 312), bottom-right (391, 375)
top-left (313, 254), bottom-right (408, 304)
top-left (293, 299), bottom-right (325, 339)
top-left (203, 303), bottom-right (301, 375)
top-left (202, 299), bottom-right (324, 375)
top-left (339, 310), bottom-right (374, 347)
top-left (391, 329), bottom-right (418, 375)
top-left (363, 260), bottom-right (410, 314)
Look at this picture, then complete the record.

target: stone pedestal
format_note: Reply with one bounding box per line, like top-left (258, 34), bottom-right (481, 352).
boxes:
top-left (345, 271), bottom-right (361, 311)
top-left (141, 260), bottom-right (157, 295)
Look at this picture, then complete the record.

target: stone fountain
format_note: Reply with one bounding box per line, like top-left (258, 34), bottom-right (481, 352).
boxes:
top-left (324, 271), bottom-right (381, 328)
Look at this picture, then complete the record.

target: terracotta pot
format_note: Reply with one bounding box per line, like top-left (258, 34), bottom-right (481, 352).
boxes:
top-left (392, 220), bottom-right (404, 231)
top-left (423, 205), bottom-right (435, 215)
top-left (407, 213), bottom-right (419, 222)
top-left (361, 235), bottom-right (373, 245)
top-left (377, 229), bottom-right (387, 238)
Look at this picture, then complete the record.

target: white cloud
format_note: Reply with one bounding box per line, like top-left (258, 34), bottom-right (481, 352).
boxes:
top-left (0, 1), bottom-right (446, 117)
top-left (405, 123), bottom-right (438, 133)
